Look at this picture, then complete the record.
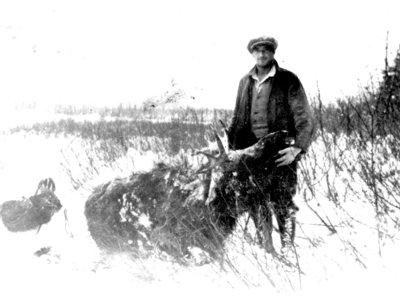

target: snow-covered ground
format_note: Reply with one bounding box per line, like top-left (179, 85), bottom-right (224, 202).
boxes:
top-left (1, 110), bottom-right (400, 301)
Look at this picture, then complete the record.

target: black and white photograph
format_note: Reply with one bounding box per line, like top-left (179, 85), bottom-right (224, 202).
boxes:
top-left (0, 0), bottom-right (399, 301)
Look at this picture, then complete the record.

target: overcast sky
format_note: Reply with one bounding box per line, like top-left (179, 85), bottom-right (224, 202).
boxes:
top-left (1, 0), bottom-right (399, 109)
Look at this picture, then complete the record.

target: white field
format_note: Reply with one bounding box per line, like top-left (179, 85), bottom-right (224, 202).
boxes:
top-left (0, 109), bottom-right (399, 302)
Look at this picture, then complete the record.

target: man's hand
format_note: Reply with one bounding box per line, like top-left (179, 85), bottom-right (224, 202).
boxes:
top-left (275, 147), bottom-right (302, 167)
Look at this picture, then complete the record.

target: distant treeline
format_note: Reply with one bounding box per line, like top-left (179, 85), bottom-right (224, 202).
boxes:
top-left (10, 46), bottom-right (400, 147)
top-left (53, 104), bottom-right (232, 124)
top-left (312, 46), bottom-right (400, 139)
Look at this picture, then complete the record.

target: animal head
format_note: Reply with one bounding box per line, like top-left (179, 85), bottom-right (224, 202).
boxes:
top-left (196, 129), bottom-right (290, 205)
top-left (34, 178), bottom-right (62, 212)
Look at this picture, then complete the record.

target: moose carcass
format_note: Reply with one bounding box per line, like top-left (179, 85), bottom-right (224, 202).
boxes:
top-left (0, 178), bottom-right (62, 232)
top-left (84, 130), bottom-right (292, 259)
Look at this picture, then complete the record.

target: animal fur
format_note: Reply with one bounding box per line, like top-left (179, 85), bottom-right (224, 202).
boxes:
top-left (84, 131), bottom-right (291, 259)
top-left (0, 178), bottom-right (62, 232)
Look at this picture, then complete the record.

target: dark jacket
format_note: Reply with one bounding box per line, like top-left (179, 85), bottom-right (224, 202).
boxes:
top-left (227, 61), bottom-right (314, 152)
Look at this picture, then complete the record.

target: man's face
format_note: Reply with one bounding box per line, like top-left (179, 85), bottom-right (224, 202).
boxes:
top-left (252, 45), bottom-right (275, 68)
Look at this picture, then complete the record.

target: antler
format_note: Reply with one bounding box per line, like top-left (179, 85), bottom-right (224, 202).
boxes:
top-left (219, 119), bottom-right (230, 145)
top-left (229, 130), bottom-right (289, 160)
top-left (195, 127), bottom-right (287, 173)
top-left (35, 178), bottom-right (56, 196)
top-left (195, 129), bottom-right (228, 174)
top-left (195, 129), bottom-right (289, 207)
top-left (217, 119), bottom-right (268, 161)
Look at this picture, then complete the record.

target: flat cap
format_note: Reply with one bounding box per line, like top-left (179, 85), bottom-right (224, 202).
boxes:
top-left (247, 36), bottom-right (278, 53)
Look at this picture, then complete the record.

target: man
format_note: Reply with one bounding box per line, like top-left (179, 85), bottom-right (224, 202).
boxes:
top-left (227, 36), bottom-right (314, 253)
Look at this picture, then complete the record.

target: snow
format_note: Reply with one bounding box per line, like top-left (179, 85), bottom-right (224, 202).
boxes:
top-left (1, 111), bottom-right (400, 301)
